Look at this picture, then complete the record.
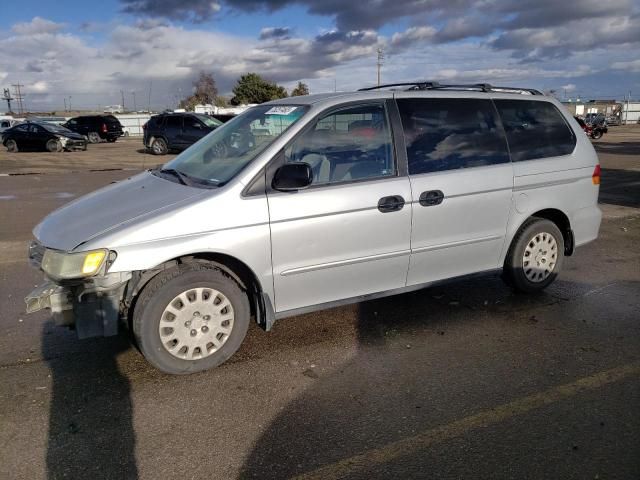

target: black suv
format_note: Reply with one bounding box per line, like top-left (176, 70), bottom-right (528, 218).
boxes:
top-left (63, 115), bottom-right (124, 143)
top-left (143, 112), bottom-right (222, 155)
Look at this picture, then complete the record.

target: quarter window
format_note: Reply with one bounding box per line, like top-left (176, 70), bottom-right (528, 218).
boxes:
top-left (494, 99), bottom-right (576, 162)
top-left (285, 103), bottom-right (394, 185)
top-left (398, 98), bottom-right (510, 175)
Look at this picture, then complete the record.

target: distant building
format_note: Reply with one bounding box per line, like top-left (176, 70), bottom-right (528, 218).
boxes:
top-left (104, 105), bottom-right (123, 114)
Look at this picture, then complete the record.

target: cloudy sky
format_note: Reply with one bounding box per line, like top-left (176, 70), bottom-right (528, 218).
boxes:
top-left (1, 0), bottom-right (639, 111)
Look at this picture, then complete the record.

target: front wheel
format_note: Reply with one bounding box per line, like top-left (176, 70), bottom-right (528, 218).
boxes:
top-left (503, 218), bottom-right (564, 293)
top-left (591, 130), bottom-right (603, 140)
top-left (132, 264), bottom-right (250, 374)
top-left (46, 139), bottom-right (62, 152)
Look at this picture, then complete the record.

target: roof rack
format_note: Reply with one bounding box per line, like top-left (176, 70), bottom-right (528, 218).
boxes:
top-left (358, 81), bottom-right (543, 95)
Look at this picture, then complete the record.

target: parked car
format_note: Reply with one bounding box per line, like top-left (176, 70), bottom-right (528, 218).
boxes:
top-left (63, 115), bottom-right (123, 143)
top-left (3, 121), bottom-right (87, 152)
top-left (25, 83), bottom-right (601, 374)
top-left (143, 112), bottom-right (223, 154)
top-left (574, 116), bottom-right (608, 139)
top-left (0, 118), bottom-right (22, 142)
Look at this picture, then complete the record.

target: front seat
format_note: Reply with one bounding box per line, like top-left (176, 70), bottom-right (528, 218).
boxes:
top-left (301, 153), bottom-right (331, 184)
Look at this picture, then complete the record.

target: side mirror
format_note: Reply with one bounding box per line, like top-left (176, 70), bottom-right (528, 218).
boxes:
top-left (272, 162), bottom-right (313, 191)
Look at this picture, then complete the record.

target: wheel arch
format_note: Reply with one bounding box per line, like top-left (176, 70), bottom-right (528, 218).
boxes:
top-left (125, 252), bottom-right (274, 332)
top-left (506, 208), bottom-right (574, 260)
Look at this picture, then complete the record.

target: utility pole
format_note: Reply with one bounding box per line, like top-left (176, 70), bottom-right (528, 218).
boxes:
top-left (63, 97), bottom-right (67, 112)
top-left (121, 90), bottom-right (126, 112)
top-left (3, 88), bottom-right (14, 113)
top-left (376, 47), bottom-right (384, 86)
top-left (131, 91), bottom-right (137, 112)
top-left (68, 96), bottom-right (72, 112)
top-left (11, 83), bottom-right (25, 114)
top-left (624, 91), bottom-right (631, 125)
top-left (148, 81), bottom-right (152, 113)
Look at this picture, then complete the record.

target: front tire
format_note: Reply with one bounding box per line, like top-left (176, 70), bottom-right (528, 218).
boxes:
top-left (133, 263), bottom-right (250, 374)
top-left (503, 218), bottom-right (564, 293)
top-left (46, 139), bottom-right (62, 152)
top-left (591, 130), bottom-right (603, 140)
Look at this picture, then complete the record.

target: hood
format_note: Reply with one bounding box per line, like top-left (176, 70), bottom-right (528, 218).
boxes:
top-left (60, 131), bottom-right (85, 140)
top-left (33, 171), bottom-right (207, 251)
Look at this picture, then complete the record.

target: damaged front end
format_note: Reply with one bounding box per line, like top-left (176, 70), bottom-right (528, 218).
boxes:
top-left (25, 240), bottom-right (130, 339)
top-left (58, 135), bottom-right (87, 151)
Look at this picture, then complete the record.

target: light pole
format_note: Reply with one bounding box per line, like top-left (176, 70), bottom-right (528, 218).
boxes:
top-left (131, 91), bottom-right (137, 113)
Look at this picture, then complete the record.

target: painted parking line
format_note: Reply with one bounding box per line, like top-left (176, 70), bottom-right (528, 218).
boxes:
top-left (292, 362), bottom-right (640, 480)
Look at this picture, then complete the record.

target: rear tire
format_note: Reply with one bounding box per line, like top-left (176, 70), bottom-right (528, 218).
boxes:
top-left (88, 132), bottom-right (101, 143)
top-left (6, 139), bottom-right (18, 152)
top-left (132, 263), bottom-right (250, 374)
top-left (591, 130), bottom-right (603, 140)
top-left (503, 218), bottom-right (564, 293)
top-left (46, 139), bottom-right (62, 152)
top-left (151, 137), bottom-right (168, 155)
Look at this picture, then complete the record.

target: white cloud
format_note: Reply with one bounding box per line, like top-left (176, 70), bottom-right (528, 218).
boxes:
top-left (611, 59), bottom-right (640, 73)
top-left (561, 83), bottom-right (577, 93)
top-left (11, 17), bottom-right (66, 36)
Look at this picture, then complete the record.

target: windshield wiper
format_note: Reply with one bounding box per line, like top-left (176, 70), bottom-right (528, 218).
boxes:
top-left (156, 168), bottom-right (193, 186)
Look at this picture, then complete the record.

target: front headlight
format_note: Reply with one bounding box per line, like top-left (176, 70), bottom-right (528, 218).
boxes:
top-left (41, 249), bottom-right (109, 280)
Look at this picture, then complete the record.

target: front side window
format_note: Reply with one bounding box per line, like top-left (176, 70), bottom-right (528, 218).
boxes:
top-left (494, 99), bottom-right (576, 162)
top-left (165, 116), bottom-right (183, 129)
top-left (398, 98), bottom-right (510, 175)
top-left (285, 103), bottom-right (394, 185)
top-left (161, 105), bottom-right (308, 187)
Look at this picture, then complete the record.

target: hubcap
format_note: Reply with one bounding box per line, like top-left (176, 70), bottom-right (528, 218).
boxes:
top-left (522, 232), bottom-right (558, 283)
top-left (159, 287), bottom-right (234, 360)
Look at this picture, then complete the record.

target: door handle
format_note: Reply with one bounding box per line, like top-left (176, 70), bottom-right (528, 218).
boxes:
top-left (419, 190), bottom-right (444, 207)
top-left (378, 195), bottom-right (405, 213)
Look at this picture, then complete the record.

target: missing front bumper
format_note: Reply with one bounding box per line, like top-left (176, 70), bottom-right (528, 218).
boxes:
top-left (25, 277), bottom-right (127, 339)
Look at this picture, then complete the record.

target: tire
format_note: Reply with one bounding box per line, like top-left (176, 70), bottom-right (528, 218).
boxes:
top-left (132, 263), bottom-right (250, 374)
top-left (503, 218), bottom-right (564, 293)
top-left (151, 137), bottom-right (168, 155)
top-left (591, 130), bottom-right (603, 140)
top-left (6, 139), bottom-right (18, 152)
top-left (46, 139), bottom-right (62, 152)
top-left (106, 138), bottom-right (117, 143)
top-left (88, 132), bottom-right (101, 143)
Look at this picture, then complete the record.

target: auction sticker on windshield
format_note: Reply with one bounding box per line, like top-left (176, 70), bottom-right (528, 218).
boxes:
top-left (265, 106), bottom-right (300, 115)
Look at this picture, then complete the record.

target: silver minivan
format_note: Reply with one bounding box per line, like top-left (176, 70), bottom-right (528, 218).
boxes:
top-left (25, 83), bottom-right (602, 374)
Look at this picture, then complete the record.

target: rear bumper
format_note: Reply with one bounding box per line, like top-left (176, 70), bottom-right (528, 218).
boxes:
top-left (572, 205), bottom-right (602, 247)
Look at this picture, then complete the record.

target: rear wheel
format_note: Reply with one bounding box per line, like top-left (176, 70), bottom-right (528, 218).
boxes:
top-left (133, 263), bottom-right (250, 374)
top-left (503, 218), bottom-right (564, 293)
top-left (151, 137), bottom-right (168, 155)
top-left (88, 132), bottom-right (101, 143)
top-left (6, 139), bottom-right (18, 152)
top-left (591, 129), bottom-right (603, 140)
top-left (46, 139), bottom-right (62, 152)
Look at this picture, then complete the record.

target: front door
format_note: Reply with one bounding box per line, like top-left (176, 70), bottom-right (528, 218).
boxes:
top-left (267, 101), bottom-right (412, 314)
top-left (394, 95), bottom-right (514, 286)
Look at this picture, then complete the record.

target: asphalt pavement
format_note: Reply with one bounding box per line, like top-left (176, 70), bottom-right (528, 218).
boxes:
top-left (0, 131), bottom-right (638, 479)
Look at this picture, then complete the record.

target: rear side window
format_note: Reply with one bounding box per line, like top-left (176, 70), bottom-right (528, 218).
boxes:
top-left (494, 100), bottom-right (576, 162)
top-left (165, 116), bottom-right (183, 129)
top-left (103, 115), bottom-right (121, 125)
top-left (397, 98), bottom-right (510, 175)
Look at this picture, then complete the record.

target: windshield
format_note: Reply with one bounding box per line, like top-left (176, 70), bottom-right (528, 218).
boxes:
top-left (194, 114), bottom-right (223, 128)
top-left (162, 104), bottom-right (308, 186)
top-left (39, 123), bottom-right (74, 134)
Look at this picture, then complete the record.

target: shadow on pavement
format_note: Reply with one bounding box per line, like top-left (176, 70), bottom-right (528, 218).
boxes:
top-left (599, 168), bottom-right (640, 209)
top-left (238, 274), bottom-right (640, 479)
top-left (594, 141), bottom-right (640, 156)
top-left (43, 323), bottom-right (138, 479)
